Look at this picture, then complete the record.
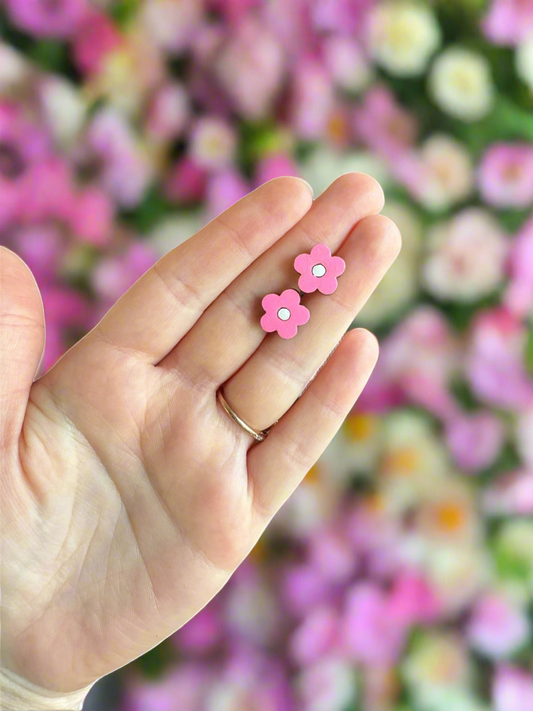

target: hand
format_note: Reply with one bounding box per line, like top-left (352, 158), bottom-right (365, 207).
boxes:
top-left (0, 175), bottom-right (400, 701)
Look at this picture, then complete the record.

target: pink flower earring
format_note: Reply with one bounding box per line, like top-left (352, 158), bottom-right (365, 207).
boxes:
top-left (294, 244), bottom-right (345, 295)
top-left (260, 289), bottom-right (310, 339)
top-left (260, 244), bottom-right (344, 339)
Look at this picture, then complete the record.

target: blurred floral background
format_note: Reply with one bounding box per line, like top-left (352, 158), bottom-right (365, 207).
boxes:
top-left (1, 0), bottom-right (533, 709)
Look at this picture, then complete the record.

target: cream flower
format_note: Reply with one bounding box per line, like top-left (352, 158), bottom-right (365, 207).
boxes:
top-left (423, 208), bottom-right (508, 302)
top-left (403, 632), bottom-right (472, 708)
top-left (39, 77), bottom-right (87, 147)
top-left (516, 33), bottom-right (533, 91)
top-left (368, 2), bottom-right (441, 77)
top-left (429, 47), bottom-right (494, 121)
top-left (416, 134), bottom-right (475, 210)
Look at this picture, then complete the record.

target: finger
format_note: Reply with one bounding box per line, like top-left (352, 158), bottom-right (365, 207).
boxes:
top-left (222, 214), bottom-right (400, 431)
top-left (161, 173), bottom-right (384, 388)
top-left (0, 246), bottom-right (45, 450)
top-left (247, 328), bottom-right (379, 519)
top-left (91, 177), bottom-right (314, 362)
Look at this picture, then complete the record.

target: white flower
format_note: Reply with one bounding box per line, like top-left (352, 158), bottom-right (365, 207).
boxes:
top-left (358, 202), bottom-right (422, 325)
top-left (516, 34), bottom-right (533, 91)
top-left (323, 35), bottom-right (373, 92)
top-left (423, 208), bottom-right (508, 302)
top-left (420, 544), bottom-right (490, 616)
top-left (0, 43), bottom-right (28, 91)
top-left (189, 116), bottom-right (237, 170)
top-left (298, 658), bottom-right (357, 711)
top-left (368, 2), bottom-right (441, 77)
top-left (429, 47), bottom-right (494, 121)
top-left (378, 412), bottom-right (450, 514)
top-left (416, 134), bottom-right (475, 211)
top-left (403, 632), bottom-right (472, 709)
top-left (38, 76), bottom-right (87, 146)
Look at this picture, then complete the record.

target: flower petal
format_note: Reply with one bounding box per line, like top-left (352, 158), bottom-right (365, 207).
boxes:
top-left (311, 243), bottom-right (332, 263)
top-left (293, 304), bottom-right (311, 326)
top-left (281, 288), bottom-right (302, 307)
top-left (298, 273), bottom-right (319, 294)
top-left (330, 255), bottom-right (346, 277)
top-left (278, 320), bottom-right (299, 339)
top-left (294, 253), bottom-right (311, 275)
top-left (318, 275), bottom-right (338, 295)
top-left (262, 292), bottom-right (280, 312)
top-left (261, 312), bottom-right (279, 333)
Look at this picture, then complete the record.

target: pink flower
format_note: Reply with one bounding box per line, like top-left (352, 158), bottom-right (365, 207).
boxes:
top-left (505, 213), bottom-right (533, 317)
top-left (254, 153), bottom-right (299, 187)
top-left (467, 594), bottom-right (530, 659)
top-left (73, 10), bottom-right (122, 75)
top-left (215, 18), bottom-right (284, 120)
top-left (281, 564), bottom-right (331, 617)
top-left (69, 186), bottom-right (114, 247)
top-left (261, 289), bottom-right (310, 339)
top-left (342, 583), bottom-right (407, 666)
top-left (483, 469), bottom-right (533, 516)
top-left (308, 529), bottom-right (357, 583)
top-left (290, 605), bottom-right (340, 666)
top-left (206, 168), bottom-right (250, 217)
top-left (87, 108), bottom-right (154, 208)
top-left (164, 156), bottom-right (208, 204)
top-left (445, 411), bottom-right (505, 473)
top-left (387, 571), bottom-right (441, 626)
top-left (493, 665), bottom-right (533, 711)
top-left (11, 225), bottom-right (64, 283)
top-left (479, 143), bottom-right (533, 208)
top-left (146, 83), bottom-right (190, 142)
top-left (5, 0), bottom-right (89, 39)
top-left (172, 604), bottom-right (222, 654)
top-left (123, 663), bottom-right (210, 711)
top-left (353, 85), bottom-right (418, 160)
top-left (377, 307), bottom-right (460, 419)
top-left (294, 244), bottom-right (345, 295)
top-left (483, 0), bottom-right (533, 46)
top-left (92, 243), bottom-right (157, 303)
top-left (22, 158), bottom-right (75, 224)
top-left (0, 102), bottom-right (51, 229)
top-left (290, 57), bottom-right (335, 141)
top-left (466, 308), bottom-right (533, 410)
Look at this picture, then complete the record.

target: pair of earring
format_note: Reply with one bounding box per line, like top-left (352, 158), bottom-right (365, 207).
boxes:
top-left (260, 244), bottom-right (346, 340)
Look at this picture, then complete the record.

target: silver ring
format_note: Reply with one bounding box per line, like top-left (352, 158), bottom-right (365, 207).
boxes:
top-left (217, 389), bottom-right (272, 442)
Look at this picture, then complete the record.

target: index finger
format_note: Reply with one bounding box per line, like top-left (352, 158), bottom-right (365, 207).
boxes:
top-left (90, 177), bottom-right (314, 363)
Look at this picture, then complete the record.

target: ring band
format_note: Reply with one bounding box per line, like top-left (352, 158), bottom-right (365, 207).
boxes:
top-left (217, 389), bottom-right (271, 442)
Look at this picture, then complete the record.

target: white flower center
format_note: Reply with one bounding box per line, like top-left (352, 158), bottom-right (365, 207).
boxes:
top-left (277, 307), bottom-right (291, 321)
top-left (312, 263), bottom-right (327, 277)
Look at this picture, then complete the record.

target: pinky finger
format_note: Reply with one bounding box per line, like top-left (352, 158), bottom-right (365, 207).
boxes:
top-left (247, 328), bottom-right (380, 520)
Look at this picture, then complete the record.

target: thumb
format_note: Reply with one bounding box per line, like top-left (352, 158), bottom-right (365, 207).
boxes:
top-left (0, 246), bottom-right (45, 450)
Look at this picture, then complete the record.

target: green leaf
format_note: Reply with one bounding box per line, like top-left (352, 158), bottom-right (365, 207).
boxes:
top-left (136, 642), bottom-right (173, 678)
top-left (29, 40), bottom-right (69, 73)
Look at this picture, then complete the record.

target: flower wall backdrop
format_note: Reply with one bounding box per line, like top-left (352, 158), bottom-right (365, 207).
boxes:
top-left (1, 0), bottom-right (533, 709)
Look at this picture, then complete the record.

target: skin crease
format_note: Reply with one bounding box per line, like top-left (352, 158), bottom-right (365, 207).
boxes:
top-left (0, 175), bottom-right (401, 698)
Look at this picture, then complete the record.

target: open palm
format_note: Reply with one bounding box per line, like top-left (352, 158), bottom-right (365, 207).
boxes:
top-left (1, 175), bottom-right (400, 703)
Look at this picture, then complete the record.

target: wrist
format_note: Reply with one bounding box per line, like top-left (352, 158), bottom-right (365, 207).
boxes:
top-left (0, 669), bottom-right (92, 711)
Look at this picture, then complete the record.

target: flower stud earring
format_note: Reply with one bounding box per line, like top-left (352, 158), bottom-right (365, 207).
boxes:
top-left (260, 289), bottom-right (310, 339)
top-left (294, 243), bottom-right (345, 295)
